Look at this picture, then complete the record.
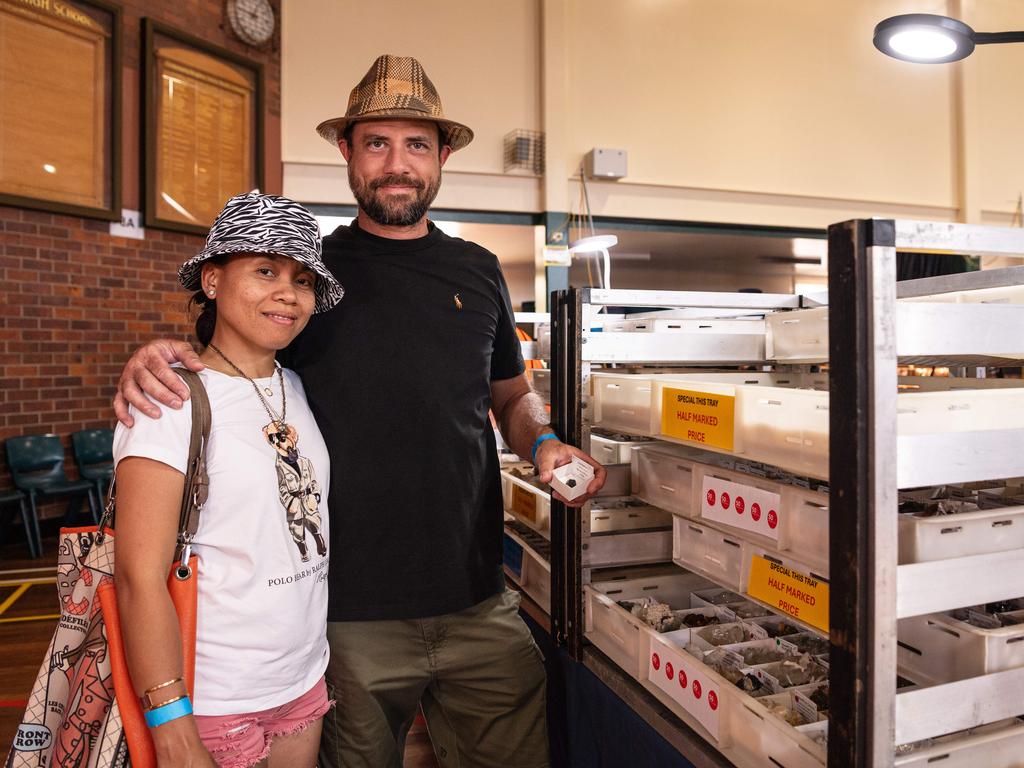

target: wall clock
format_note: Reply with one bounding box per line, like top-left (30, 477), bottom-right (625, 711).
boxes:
top-left (226, 0), bottom-right (275, 46)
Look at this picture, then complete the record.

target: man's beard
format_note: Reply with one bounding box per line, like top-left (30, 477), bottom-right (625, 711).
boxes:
top-left (349, 170), bottom-right (441, 227)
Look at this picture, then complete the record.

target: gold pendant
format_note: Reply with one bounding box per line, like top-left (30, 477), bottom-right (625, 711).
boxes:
top-left (454, 293), bottom-right (463, 310)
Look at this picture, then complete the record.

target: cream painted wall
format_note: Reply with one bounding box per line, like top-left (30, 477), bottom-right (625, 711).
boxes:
top-left (280, 0), bottom-right (1023, 233)
top-left (971, 0), bottom-right (1024, 222)
top-left (564, 0), bottom-right (960, 223)
top-left (281, 0), bottom-right (541, 174)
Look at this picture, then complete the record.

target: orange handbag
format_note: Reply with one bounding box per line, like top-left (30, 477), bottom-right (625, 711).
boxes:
top-left (5, 371), bottom-right (211, 768)
top-left (101, 369), bottom-right (211, 767)
top-left (98, 554), bottom-right (198, 768)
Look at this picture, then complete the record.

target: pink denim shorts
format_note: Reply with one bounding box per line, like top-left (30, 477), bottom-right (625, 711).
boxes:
top-left (195, 677), bottom-right (332, 768)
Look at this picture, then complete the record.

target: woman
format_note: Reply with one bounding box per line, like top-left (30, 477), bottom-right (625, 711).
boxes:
top-left (113, 192), bottom-right (343, 768)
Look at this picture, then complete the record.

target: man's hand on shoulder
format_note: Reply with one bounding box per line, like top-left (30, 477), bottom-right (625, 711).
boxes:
top-left (534, 439), bottom-right (606, 508)
top-left (113, 339), bottom-right (204, 427)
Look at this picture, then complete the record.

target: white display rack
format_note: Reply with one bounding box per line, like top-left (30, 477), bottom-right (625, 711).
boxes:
top-left (555, 286), bottom-right (835, 767)
top-left (824, 220), bottom-right (1024, 765)
top-left (548, 220), bottom-right (1024, 768)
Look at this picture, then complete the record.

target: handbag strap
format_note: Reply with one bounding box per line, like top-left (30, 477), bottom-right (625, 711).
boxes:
top-left (174, 370), bottom-right (211, 560)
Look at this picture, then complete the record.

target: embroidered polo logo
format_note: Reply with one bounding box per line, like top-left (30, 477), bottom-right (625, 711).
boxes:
top-left (454, 293), bottom-right (463, 310)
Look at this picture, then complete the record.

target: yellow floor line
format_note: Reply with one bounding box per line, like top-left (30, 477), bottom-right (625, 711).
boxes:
top-left (0, 577), bottom-right (53, 588)
top-left (0, 583), bottom-right (31, 616)
top-left (0, 566), bottom-right (56, 575)
top-left (0, 613), bottom-right (59, 624)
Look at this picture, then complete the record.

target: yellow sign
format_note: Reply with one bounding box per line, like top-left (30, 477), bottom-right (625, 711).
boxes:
top-left (747, 555), bottom-right (829, 632)
top-left (511, 484), bottom-right (538, 523)
top-left (660, 388), bottom-right (735, 451)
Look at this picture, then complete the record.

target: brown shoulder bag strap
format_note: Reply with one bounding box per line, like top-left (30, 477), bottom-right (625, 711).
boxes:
top-left (174, 370), bottom-right (211, 571)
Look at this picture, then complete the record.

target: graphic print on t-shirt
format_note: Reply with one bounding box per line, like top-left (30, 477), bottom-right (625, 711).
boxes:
top-left (263, 421), bottom-right (327, 563)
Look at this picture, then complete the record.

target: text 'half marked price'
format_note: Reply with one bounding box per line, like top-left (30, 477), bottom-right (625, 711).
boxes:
top-left (660, 388), bottom-right (736, 451)
top-left (747, 555), bottom-right (829, 632)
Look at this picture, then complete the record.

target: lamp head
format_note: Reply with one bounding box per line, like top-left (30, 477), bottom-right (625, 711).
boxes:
top-left (874, 14), bottom-right (976, 63)
top-left (569, 234), bottom-right (618, 254)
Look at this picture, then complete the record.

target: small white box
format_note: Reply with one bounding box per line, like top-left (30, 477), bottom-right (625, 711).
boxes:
top-left (550, 456), bottom-right (595, 500)
top-left (585, 147), bottom-right (627, 179)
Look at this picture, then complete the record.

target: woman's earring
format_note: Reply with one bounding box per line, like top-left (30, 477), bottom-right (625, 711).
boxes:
top-left (208, 289), bottom-right (216, 297)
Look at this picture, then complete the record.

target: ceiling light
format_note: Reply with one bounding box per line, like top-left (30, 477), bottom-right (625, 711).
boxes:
top-left (874, 13), bottom-right (1024, 64)
top-left (43, 163), bottom-right (56, 174)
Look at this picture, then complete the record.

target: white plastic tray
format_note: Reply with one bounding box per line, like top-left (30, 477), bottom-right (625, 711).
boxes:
top-left (590, 432), bottom-right (652, 465)
top-left (596, 372), bottom-right (1024, 483)
top-left (501, 472), bottom-right (551, 536)
top-left (588, 499), bottom-right (672, 534)
top-left (727, 692), bottom-right (826, 768)
top-left (586, 527), bottom-right (674, 568)
top-left (770, 303), bottom-right (1024, 364)
top-left (584, 318), bottom-right (767, 363)
top-left (696, 464), bottom-right (829, 571)
top-left (897, 612), bottom-right (1024, 684)
top-left (584, 568), bottom-right (714, 680)
top-left (643, 629), bottom-right (733, 744)
top-left (673, 518), bottom-right (747, 592)
top-left (898, 500), bottom-right (1024, 564)
top-left (632, 446), bottom-right (701, 518)
top-left (591, 371), bottom-right (825, 437)
top-left (895, 718), bottom-right (1024, 768)
top-left (503, 527), bottom-right (550, 613)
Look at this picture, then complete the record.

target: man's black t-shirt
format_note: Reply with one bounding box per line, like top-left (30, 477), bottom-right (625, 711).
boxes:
top-left (283, 221), bottom-right (525, 621)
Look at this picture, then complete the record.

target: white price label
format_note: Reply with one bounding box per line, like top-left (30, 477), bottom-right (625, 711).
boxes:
top-left (794, 689), bottom-right (820, 724)
top-left (753, 666), bottom-right (784, 694)
top-left (648, 638), bottom-right (722, 739)
top-left (746, 622), bottom-right (769, 641)
top-left (701, 474), bottom-right (782, 541)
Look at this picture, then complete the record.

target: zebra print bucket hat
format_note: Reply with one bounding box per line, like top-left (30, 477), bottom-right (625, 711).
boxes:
top-left (316, 54), bottom-right (473, 151)
top-left (178, 191), bottom-right (343, 313)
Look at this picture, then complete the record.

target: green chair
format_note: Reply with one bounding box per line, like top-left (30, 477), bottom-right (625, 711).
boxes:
top-left (72, 428), bottom-right (114, 503)
top-left (5, 434), bottom-right (100, 558)
top-left (0, 488), bottom-right (34, 558)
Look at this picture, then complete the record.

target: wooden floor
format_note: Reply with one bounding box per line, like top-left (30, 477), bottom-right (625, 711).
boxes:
top-left (0, 530), bottom-right (439, 766)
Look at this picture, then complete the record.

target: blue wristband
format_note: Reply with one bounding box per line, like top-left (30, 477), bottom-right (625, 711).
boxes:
top-left (531, 432), bottom-right (559, 464)
top-left (144, 696), bottom-right (193, 728)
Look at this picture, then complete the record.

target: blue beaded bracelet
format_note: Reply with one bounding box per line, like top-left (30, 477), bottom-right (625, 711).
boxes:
top-left (531, 432), bottom-right (559, 464)
top-left (144, 695), bottom-right (193, 728)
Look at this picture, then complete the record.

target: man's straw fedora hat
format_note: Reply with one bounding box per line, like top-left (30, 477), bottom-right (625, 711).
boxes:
top-left (316, 54), bottom-right (473, 151)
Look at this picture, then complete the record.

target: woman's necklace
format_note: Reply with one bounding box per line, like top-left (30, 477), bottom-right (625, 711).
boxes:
top-left (208, 343), bottom-right (294, 450)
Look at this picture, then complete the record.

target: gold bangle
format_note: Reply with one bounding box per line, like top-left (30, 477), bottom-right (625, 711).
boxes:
top-left (141, 677), bottom-right (185, 710)
top-left (143, 677), bottom-right (183, 696)
top-left (144, 693), bottom-right (188, 712)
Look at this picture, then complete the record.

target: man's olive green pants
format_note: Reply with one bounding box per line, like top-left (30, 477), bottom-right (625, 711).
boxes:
top-left (318, 589), bottom-right (549, 768)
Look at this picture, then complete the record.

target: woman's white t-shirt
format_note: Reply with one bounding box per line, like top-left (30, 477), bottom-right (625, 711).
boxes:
top-left (113, 367), bottom-right (330, 715)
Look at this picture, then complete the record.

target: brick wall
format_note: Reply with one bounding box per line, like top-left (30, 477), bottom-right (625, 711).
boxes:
top-left (0, 0), bottom-right (281, 528)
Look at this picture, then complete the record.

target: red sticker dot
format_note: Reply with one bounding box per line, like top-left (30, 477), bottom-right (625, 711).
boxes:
top-left (768, 509), bottom-right (779, 529)
top-left (692, 680), bottom-right (702, 699)
top-left (735, 496), bottom-right (745, 515)
top-left (678, 670), bottom-right (688, 688)
top-left (709, 690), bottom-right (719, 710)
top-left (652, 653), bottom-right (661, 671)
top-left (665, 661), bottom-right (674, 681)
top-left (721, 492), bottom-right (731, 510)
top-left (706, 489), bottom-right (716, 507)
top-left (751, 503), bottom-right (762, 521)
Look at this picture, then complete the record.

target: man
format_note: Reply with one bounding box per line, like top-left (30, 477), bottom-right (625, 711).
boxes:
top-left (115, 55), bottom-right (606, 768)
